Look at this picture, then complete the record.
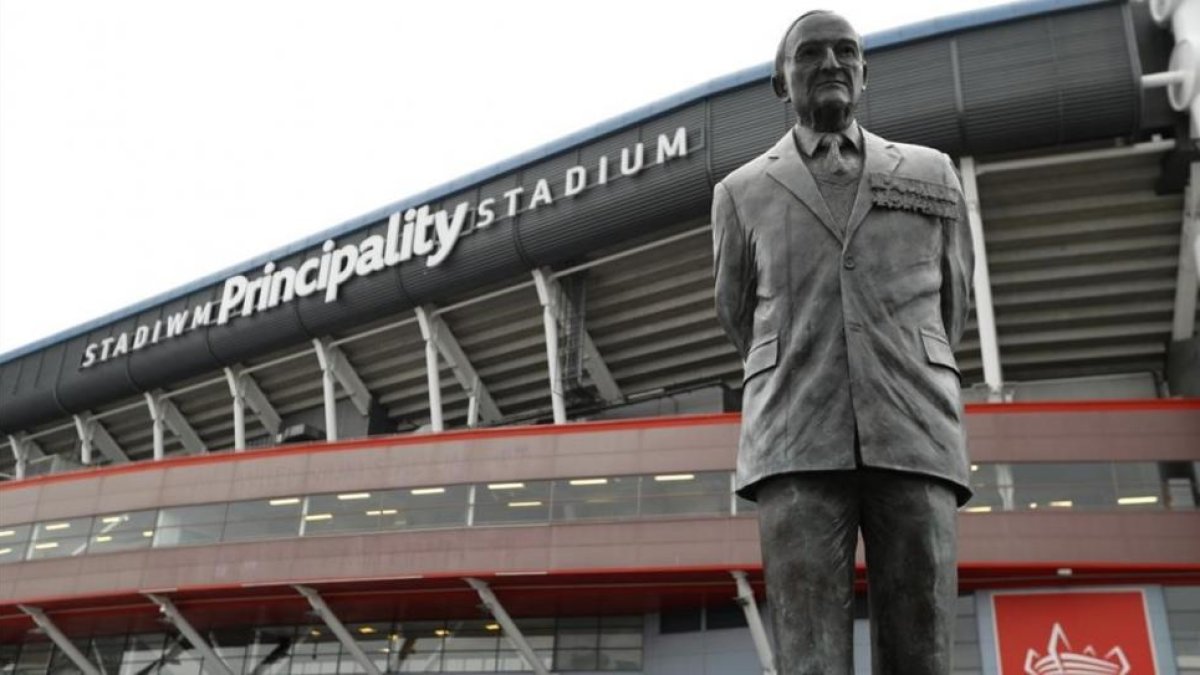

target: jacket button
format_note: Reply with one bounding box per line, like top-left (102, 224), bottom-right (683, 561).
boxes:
top-left (843, 256), bottom-right (856, 270)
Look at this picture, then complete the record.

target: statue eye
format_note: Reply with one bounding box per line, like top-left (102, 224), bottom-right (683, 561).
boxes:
top-left (796, 45), bottom-right (821, 60)
top-left (837, 44), bottom-right (858, 58)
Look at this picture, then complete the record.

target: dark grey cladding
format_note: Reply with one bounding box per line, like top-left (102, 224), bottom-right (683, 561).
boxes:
top-left (0, 2), bottom-right (1153, 433)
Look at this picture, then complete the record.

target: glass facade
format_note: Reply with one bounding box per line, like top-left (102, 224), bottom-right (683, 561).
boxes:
top-left (0, 615), bottom-right (644, 674)
top-left (0, 462), bottom-right (1193, 564)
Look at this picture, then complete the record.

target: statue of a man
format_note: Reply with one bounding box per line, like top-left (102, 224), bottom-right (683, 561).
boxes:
top-left (712, 10), bottom-right (975, 674)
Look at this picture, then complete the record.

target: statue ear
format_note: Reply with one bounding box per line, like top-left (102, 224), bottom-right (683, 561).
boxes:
top-left (771, 74), bottom-right (788, 100)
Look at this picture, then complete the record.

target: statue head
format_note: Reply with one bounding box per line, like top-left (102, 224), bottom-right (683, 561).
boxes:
top-left (772, 10), bottom-right (867, 133)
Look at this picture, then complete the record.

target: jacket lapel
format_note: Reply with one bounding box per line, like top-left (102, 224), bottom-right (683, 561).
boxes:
top-left (764, 131), bottom-right (842, 244)
top-left (844, 130), bottom-right (902, 250)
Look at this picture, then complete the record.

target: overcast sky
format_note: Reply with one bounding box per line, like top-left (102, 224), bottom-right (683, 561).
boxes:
top-left (0, 0), bottom-right (1016, 356)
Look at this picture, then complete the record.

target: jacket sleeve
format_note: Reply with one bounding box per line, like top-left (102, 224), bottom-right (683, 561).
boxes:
top-left (941, 154), bottom-right (975, 349)
top-left (712, 181), bottom-right (755, 360)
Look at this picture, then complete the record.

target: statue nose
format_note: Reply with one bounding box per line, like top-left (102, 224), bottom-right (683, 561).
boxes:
top-left (819, 47), bottom-right (839, 70)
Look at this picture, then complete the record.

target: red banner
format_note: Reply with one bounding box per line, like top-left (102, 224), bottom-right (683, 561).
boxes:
top-left (991, 589), bottom-right (1159, 674)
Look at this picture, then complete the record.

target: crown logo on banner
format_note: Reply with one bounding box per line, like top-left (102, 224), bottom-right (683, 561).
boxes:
top-left (1024, 623), bottom-right (1131, 675)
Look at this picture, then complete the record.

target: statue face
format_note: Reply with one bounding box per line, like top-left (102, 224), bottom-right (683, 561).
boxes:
top-left (779, 13), bottom-right (866, 130)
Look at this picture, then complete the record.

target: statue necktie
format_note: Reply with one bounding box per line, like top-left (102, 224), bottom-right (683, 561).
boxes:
top-left (819, 134), bottom-right (848, 176)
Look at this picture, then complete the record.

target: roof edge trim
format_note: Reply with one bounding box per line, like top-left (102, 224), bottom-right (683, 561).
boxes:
top-left (0, 0), bottom-right (1117, 364)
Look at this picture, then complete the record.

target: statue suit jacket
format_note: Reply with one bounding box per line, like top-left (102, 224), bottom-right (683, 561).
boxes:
top-left (713, 127), bottom-right (975, 505)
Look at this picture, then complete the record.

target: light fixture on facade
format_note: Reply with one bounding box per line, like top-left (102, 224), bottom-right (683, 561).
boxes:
top-left (33, 542), bottom-right (58, 550)
top-left (359, 626), bottom-right (376, 635)
top-left (485, 623), bottom-right (501, 631)
top-left (654, 474), bottom-right (695, 482)
top-left (269, 498), bottom-right (301, 506)
top-left (1056, 568), bottom-right (1073, 576)
top-left (142, 531), bottom-right (154, 537)
top-left (1117, 496), bottom-right (1158, 505)
top-left (434, 628), bottom-right (451, 637)
top-left (412, 487), bottom-right (445, 495)
top-left (0, 530), bottom-right (14, 538)
top-left (965, 506), bottom-right (992, 513)
top-left (488, 483), bottom-right (525, 490)
top-left (508, 501), bottom-right (543, 508)
top-left (101, 516), bottom-right (126, 524)
top-left (304, 513), bottom-right (333, 521)
top-left (569, 478), bottom-right (609, 486)
top-left (0, 548), bottom-right (11, 556)
top-left (337, 492), bottom-right (372, 501)
top-left (1049, 500), bottom-right (1073, 508)
top-left (44, 523), bottom-right (71, 531)
top-left (94, 535), bottom-right (113, 543)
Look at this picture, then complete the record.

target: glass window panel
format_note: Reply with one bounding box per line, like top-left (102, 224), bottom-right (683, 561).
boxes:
top-left (599, 630), bottom-right (642, 649)
top-left (496, 650), bottom-right (528, 671)
top-left (290, 651), bottom-right (341, 674)
top-left (497, 650), bottom-right (554, 671)
top-left (735, 495), bottom-right (758, 514)
top-left (442, 620), bottom-right (499, 652)
top-left (376, 485), bottom-right (470, 531)
top-left (1010, 463), bottom-right (1117, 511)
top-left (640, 471), bottom-right (730, 517)
top-left (555, 649), bottom-right (598, 670)
top-left (14, 642), bottom-right (51, 671)
top-left (442, 651), bottom-right (497, 672)
top-left (552, 476), bottom-right (639, 522)
top-left (159, 659), bottom-right (204, 675)
top-left (122, 633), bottom-right (167, 663)
top-left (706, 603), bottom-right (748, 630)
top-left (27, 536), bottom-right (89, 560)
top-left (32, 516), bottom-right (93, 545)
top-left (90, 510), bottom-right (156, 536)
top-left (598, 648), bottom-right (642, 671)
top-left (473, 480), bottom-right (552, 525)
top-left (89, 510), bottom-right (157, 554)
top-left (509, 618), bottom-right (554, 649)
top-left (153, 524), bottom-right (222, 548)
top-left (302, 493), bottom-right (386, 536)
top-left (1113, 463), bottom-right (1165, 509)
top-left (660, 609), bottom-right (702, 633)
top-left (556, 617), bottom-right (598, 650)
top-left (0, 643), bottom-right (18, 672)
top-left (0, 522), bottom-right (30, 564)
top-left (223, 497), bottom-right (304, 542)
top-left (155, 504), bottom-right (227, 546)
top-left (157, 504), bottom-right (228, 527)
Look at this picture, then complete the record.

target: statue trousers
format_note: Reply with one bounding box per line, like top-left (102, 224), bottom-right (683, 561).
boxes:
top-left (756, 467), bottom-right (958, 675)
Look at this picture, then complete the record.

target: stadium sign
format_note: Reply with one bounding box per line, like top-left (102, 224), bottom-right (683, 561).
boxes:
top-left (80, 127), bottom-right (690, 369)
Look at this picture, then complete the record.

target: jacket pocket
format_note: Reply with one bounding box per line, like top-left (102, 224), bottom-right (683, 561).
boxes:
top-left (743, 335), bottom-right (778, 383)
top-left (920, 329), bottom-right (960, 378)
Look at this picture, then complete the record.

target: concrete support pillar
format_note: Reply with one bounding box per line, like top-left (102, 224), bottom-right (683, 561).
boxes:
top-left (145, 392), bottom-right (166, 460)
top-left (415, 308), bottom-right (445, 433)
top-left (73, 412), bottom-right (129, 466)
top-left (960, 157), bottom-right (1004, 402)
top-left (312, 339), bottom-right (339, 442)
top-left (7, 435), bottom-right (29, 480)
top-left (464, 578), bottom-right (551, 675)
top-left (731, 571), bottom-right (777, 675)
top-left (294, 585), bottom-right (384, 675)
top-left (532, 269), bottom-right (567, 424)
top-left (224, 367), bottom-right (247, 451)
top-left (18, 605), bottom-right (101, 675)
top-left (73, 415), bottom-right (94, 465)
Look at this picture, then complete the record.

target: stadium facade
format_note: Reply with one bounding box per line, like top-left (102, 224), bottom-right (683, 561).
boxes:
top-left (1, 0), bottom-right (1198, 673)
